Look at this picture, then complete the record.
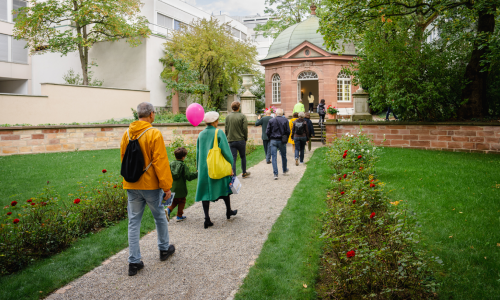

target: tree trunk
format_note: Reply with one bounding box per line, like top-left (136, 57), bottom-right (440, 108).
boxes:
top-left (82, 25), bottom-right (89, 86)
top-left (458, 6), bottom-right (496, 119)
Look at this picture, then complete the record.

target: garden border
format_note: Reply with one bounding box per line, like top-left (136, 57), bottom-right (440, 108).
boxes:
top-left (325, 121), bottom-right (500, 153)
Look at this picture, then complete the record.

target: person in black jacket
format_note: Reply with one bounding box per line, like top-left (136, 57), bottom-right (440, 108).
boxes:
top-left (292, 112), bottom-right (309, 165)
top-left (317, 99), bottom-right (326, 124)
top-left (304, 112), bottom-right (315, 151)
top-left (255, 110), bottom-right (273, 164)
top-left (266, 108), bottom-right (290, 180)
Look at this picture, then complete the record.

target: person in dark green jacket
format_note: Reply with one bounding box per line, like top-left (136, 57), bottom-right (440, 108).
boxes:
top-left (166, 147), bottom-right (198, 222)
top-left (225, 101), bottom-right (251, 178)
top-left (255, 110), bottom-right (272, 164)
top-left (196, 111), bottom-right (238, 229)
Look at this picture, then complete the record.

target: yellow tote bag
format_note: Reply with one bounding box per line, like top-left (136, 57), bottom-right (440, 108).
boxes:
top-left (207, 129), bottom-right (232, 179)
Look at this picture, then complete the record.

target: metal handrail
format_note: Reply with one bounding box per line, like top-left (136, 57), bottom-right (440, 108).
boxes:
top-left (320, 121), bottom-right (326, 145)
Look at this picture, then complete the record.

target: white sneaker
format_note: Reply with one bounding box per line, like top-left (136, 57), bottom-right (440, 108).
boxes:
top-left (274, 174), bottom-right (278, 180)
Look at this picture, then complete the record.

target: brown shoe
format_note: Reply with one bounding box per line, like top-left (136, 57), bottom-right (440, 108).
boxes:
top-left (242, 172), bottom-right (251, 178)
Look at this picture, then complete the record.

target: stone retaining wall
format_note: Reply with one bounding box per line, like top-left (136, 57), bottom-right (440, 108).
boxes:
top-left (325, 122), bottom-right (500, 153)
top-left (0, 123), bottom-right (263, 156)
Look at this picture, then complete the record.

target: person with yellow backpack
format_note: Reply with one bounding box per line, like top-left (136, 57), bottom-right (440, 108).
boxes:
top-left (195, 111), bottom-right (238, 229)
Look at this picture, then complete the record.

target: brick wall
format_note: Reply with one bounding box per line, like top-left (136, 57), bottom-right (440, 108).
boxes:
top-left (0, 123), bottom-right (263, 156)
top-left (325, 122), bottom-right (500, 153)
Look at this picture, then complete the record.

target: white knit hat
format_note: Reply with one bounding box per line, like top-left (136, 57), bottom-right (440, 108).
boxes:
top-left (203, 111), bottom-right (219, 123)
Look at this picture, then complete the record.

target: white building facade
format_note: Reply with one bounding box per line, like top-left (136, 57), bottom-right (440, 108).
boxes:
top-left (0, 0), bottom-right (30, 94)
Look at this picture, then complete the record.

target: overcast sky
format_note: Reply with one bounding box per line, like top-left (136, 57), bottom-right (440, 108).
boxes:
top-left (185, 0), bottom-right (267, 17)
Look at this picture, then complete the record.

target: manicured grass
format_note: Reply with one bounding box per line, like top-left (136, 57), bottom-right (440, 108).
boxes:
top-left (0, 146), bottom-right (264, 300)
top-left (235, 148), bottom-right (328, 300)
top-left (377, 147), bottom-right (500, 300)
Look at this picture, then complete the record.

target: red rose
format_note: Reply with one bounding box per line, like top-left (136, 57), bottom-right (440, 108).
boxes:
top-left (352, 171), bottom-right (355, 174)
top-left (344, 150), bottom-right (348, 153)
top-left (113, 185), bottom-right (117, 188)
top-left (102, 169), bottom-right (107, 173)
top-left (41, 202), bottom-right (47, 206)
top-left (357, 155), bottom-right (362, 159)
top-left (370, 179), bottom-right (374, 182)
top-left (13, 218), bottom-right (19, 224)
top-left (370, 183), bottom-right (375, 188)
top-left (340, 191), bottom-right (345, 195)
top-left (27, 199), bottom-right (32, 203)
top-left (352, 200), bottom-right (356, 204)
top-left (338, 177), bottom-right (341, 182)
top-left (30, 202), bottom-right (36, 206)
top-left (359, 167), bottom-right (363, 170)
top-left (11, 201), bottom-right (17, 206)
top-left (74, 198), bottom-right (81, 204)
top-left (7, 212), bottom-right (12, 215)
top-left (343, 174), bottom-right (347, 178)
top-left (342, 153), bottom-right (347, 159)
top-left (370, 212), bottom-right (376, 219)
top-left (346, 250), bottom-right (356, 258)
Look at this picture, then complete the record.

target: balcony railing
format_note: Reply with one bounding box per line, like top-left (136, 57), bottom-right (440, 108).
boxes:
top-left (148, 23), bottom-right (173, 39)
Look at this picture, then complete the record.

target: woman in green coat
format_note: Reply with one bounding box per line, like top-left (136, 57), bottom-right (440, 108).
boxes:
top-left (196, 111), bottom-right (238, 229)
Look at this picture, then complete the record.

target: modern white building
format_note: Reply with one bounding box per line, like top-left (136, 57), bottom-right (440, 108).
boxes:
top-left (0, 0), bottom-right (30, 94)
top-left (230, 14), bottom-right (275, 62)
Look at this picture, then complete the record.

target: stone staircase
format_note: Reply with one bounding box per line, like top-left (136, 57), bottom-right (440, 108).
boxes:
top-left (287, 113), bottom-right (324, 143)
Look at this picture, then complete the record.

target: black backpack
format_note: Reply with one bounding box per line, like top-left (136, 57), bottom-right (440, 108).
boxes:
top-left (318, 104), bottom-right (326, 115)
top-left (121, 128), bottom-right (154, 183)
top-left (295, 121), bottom-right (305, 135)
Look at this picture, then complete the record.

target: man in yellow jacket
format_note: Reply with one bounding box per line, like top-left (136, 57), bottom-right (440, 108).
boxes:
top-left (120, 102), bottom-right (175, 276)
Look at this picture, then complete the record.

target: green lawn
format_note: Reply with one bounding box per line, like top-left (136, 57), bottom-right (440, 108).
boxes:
top-left (235, 148), bottom-right (329, 300)
top-left (0, 145), bottom-right (264, 300)
top-left (377, 147), bottom-right (500, 300)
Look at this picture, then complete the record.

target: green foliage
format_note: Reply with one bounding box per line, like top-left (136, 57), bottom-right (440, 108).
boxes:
top-left (168, 131), bottom-right (197, 172)
top-left (160, 52), bottom-right (208, 103)
top-left (319, 0), bottom-right (500, 120)
top-left (251, 73), bottom-right (266, 113)
top-left (14, 0), bottom-right (150, 85)
top-left (164, 18), bottom-right (257, 110)
top-left (317, 132), bottom-right (439, 298)
top-left (255, 0), bottom-right (322, 38)
top-left (0, 174), bottom-right (126, 275)
top-left (63, 63), bottom-right (103, 87)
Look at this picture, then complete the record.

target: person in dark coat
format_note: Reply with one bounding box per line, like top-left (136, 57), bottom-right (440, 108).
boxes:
top-left (304, 112), bottom-right (315, 151)
top-left (255, 110), bottom-right (272, 164)
top-left (292, 112), bottom-right (309, 165)
top-left (317, 99), bottom-right (326, 124)
top-left (266, 108), bottom-right (290, 180)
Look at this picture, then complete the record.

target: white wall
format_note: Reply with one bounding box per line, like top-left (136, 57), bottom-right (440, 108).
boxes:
top-left (31, 51), bottom-right (81, 95)
top-left (90, 39), bottom-right (147, 91)
top-left (146, 35), bottom-right (170, 107)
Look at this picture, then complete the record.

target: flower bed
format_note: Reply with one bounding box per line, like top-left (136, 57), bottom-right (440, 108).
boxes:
top-left (316, 130), bottom-right (440, 298)
top-left (0, 172), bottom-right (126, 275)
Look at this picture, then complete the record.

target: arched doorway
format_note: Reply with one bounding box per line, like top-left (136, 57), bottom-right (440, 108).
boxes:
top-left (297, 71), bottom-right (319, 113)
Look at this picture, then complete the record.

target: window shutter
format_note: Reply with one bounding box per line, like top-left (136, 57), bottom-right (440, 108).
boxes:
top-left (241, 32), bottom-right (247, 40)
top-left (12, 0), bottom-right (26, 21)
top-left (12, 38), bottom-right (28, 64)
top-left (157, 13), bottom-right (173, 29)
top-left (0, 34), bottom-right (7, 62)
top-left (0, 0), bottom-right (8, 21)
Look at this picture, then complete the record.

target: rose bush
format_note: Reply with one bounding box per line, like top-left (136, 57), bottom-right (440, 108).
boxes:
top-left (316, 128), bottom-right (439, 299)
top-left (0, 172), bottom-right (126, 275)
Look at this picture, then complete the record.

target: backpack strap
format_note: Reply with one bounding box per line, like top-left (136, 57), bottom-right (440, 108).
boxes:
top-left (127, 127), bottom-right (155, 171)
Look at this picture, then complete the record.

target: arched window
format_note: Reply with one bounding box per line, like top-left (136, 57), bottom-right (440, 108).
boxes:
top-left (297, 71), bottom-right (318, 80)
top-left (272, 74), bottom-right (281, 103)
top-left (337, 71), bottom-right (351, 102)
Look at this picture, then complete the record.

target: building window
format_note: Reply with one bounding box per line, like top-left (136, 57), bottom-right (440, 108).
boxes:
top-left (241, 32), bottom-right (247, 40)
top-left (0, 33), bottom-right (8, 62)
top-left (337, 71), bottom-right (351, 102)
top-left (298, 71), bottom-right (318, 80)
top-left (272, 74), bottom-right (281, 104)
top-left (0, 0), bottom-right (8, 22)
top-left (12, 0), bottom-right (26, 22)
top-left (174, 20), bottom-right (185, 31)
top-left (11, 37), bottom-right (27, 63)
top-left (231, 27), bottom-right (240, 38)
top-left (157, 13), bottom-right (173, 29)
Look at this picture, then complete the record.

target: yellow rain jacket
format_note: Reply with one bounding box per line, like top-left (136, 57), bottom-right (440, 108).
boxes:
top-left (288, 118), bottom-right (297, 144)
top-left (120, 121), bottom-right (173, 192)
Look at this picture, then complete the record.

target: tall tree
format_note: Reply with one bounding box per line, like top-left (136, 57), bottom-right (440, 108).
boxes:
top-left (163, 18), bottom-right (257, 109)
top-left (255, 0), bottom-right (323, 38)
top-left (319, 0), bottom-right (498, 119)
top-left (14, 0), bottom-right (151, 85)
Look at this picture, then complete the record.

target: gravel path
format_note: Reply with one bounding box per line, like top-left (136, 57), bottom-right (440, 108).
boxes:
top-left (47, 143), bottom-right (320, 300)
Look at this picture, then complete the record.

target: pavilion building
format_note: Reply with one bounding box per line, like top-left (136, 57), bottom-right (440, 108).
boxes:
top-left (259, 5), bottom-right (357, 117)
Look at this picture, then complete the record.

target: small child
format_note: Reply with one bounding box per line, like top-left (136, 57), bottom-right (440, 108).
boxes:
top-left (166, 147), bottom-right (198, 221)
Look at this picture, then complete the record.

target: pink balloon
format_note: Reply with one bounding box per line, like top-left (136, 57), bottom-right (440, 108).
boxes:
top-left (186, 103), bottom-right (205, 127)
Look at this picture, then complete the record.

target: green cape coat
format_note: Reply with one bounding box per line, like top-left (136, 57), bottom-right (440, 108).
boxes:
top-left (195, 125), bottom-right (233, 202)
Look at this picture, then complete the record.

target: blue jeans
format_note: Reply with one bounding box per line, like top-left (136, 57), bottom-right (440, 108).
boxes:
top-left (270, 139), bottom-right (287, 175)
top-left (294, 137), bottom-right (307, 163)
top-left (263, 140), bottom-right (271, 162)
top-left (127, 189), bottom-right (170, 264)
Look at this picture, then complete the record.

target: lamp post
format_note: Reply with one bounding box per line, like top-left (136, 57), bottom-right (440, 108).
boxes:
top-left (239, 74), bottom-right (257, 121)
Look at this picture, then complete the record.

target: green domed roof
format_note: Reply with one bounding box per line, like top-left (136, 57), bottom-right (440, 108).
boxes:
top-left (262, 15), bottom-right (356, 60)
